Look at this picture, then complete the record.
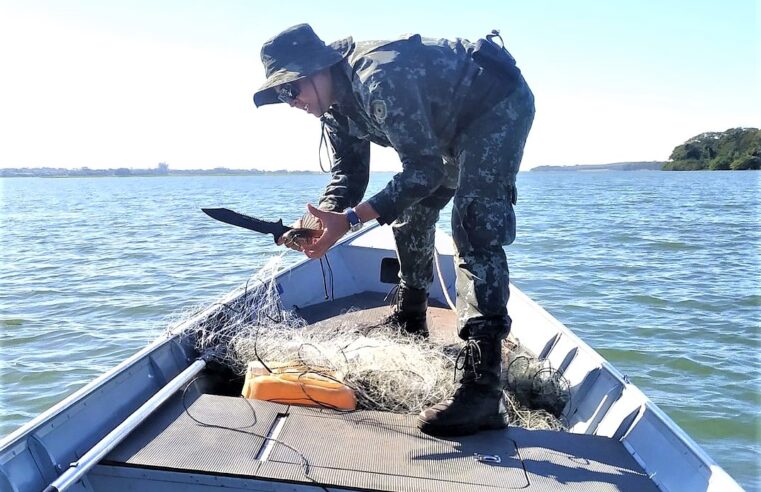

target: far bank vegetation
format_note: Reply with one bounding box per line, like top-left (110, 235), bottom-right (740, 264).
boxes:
top-left (664, 127), bottom-right (760, 171)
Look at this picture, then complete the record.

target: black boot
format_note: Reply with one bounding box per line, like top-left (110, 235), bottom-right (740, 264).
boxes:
top-left (378, 285), bottom-right (429, 338)
top-left (418, 326), bottom-right (507, 436)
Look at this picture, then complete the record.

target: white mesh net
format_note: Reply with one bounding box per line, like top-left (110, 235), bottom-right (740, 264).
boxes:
top-left (176, 257), bottom-right (568, 430)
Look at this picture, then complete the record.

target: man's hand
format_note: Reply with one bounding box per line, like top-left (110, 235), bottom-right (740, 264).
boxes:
top-left (302, 204), bottom-right (350, 259)
top-left (277, 211), bottom-right (323, 252)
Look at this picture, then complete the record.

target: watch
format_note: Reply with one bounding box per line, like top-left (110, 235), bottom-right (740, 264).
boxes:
top-left (345, 207), bottom-right (363, 232)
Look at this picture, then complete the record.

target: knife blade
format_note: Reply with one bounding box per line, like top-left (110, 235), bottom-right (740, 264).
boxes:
top-left (202, 208), bottom-right (290, 244)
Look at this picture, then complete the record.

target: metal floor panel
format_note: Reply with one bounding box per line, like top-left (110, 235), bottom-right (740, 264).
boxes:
top-left (514, 427), bottom-right (660, 491)
top-left (265, 405), bottom-right (527, 490)
top-left (106, 393), bottom-right (658, 492)
top-left (103, 293), bottom-right (658, 491)
top-left (105, 393), bottom-right (287, 477)
top-left (295, 291), bottom-right (460, 345)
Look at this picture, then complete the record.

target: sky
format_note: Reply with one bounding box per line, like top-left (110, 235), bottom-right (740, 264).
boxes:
top-left (0, 0), bottom-right (758, 171)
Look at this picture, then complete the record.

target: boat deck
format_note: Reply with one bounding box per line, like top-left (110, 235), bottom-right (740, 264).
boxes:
top-left (99, 293), bottom-right (659, 492)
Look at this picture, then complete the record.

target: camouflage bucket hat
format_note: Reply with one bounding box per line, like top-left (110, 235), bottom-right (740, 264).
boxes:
top-left (253, 23), bottom-right (354, 107)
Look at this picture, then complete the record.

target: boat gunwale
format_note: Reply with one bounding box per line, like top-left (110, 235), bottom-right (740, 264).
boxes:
top-left (509, 272), bottom-right (726, 477)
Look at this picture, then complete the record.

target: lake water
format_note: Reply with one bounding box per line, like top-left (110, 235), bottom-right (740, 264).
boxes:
top-left (1, 171), bottom-right (759, 489)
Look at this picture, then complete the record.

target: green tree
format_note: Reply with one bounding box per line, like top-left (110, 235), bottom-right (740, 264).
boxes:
top-left (730, 154), bottom-right (761, 170)
top-left (666, 128), bottom-right (760, 171)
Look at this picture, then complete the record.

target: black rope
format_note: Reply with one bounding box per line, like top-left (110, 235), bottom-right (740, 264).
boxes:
top-left (324, 253), bottom-right (334, 300)
top-left (253, 322), bottom-right (273, 374)
top-left (318, 253), bottom-right (335, 301)
top-left (319, 258), bottom-right (329, 300)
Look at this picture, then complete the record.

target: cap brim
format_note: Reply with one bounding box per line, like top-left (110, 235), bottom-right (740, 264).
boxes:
top-left (253, 36), bottom-right (354, 108)
top-left (253, 69), bottom-right (306, 107)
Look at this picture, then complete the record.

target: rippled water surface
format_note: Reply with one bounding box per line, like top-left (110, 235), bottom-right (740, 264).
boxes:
top-left (1, 172), bottom-right (759, 489)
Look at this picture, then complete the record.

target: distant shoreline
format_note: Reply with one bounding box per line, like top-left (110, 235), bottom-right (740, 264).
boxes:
top-left (4, 161), bottom-right (760, 178)
top-left (0, 167), bottom-right (341, 178)
top-left (0, 172), bottom-right (326, 178)
top-left (530, 161), bottom-right (665, 172)
top-left (0, 160), bottom-right (667, 177)
top-left (0, 162), bottom-right (666, 177)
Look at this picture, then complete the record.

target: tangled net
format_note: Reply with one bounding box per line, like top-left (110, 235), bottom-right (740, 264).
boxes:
top-left (179, 256), bottom-right (569, 430)
top-left (502, 341), bottom-right (570, 431)
top-left (234, 322), bottom-right (456, 414)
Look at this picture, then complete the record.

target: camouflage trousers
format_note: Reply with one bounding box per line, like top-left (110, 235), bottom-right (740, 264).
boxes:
top-left (392, 78), bottom-right (535, 340)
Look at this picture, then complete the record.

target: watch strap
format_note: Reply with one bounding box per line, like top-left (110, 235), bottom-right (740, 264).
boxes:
top-left (345, 207), bottom-right (363, 232)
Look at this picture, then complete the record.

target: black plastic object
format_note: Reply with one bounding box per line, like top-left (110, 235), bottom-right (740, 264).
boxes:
top-left (380, 257), bottom-right (401, 284)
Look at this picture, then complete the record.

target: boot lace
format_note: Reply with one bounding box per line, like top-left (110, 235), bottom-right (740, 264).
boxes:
top-left (454, 338), bottom-right (483, 383)
top-left (384, 284), bottom-right (401, 309)
top-left (380, 284), bottom-right (403, 324)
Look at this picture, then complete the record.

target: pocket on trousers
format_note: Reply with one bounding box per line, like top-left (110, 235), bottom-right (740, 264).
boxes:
top-left (453, 194), bottom-right (516, 249)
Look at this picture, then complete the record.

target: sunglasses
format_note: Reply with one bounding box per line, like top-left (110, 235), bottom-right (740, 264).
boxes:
top-left (276, 83), bottom-right (300, 104)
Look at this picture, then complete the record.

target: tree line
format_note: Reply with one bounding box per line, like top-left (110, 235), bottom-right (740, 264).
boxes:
top-left (664, 127), bottom-right (760, 170)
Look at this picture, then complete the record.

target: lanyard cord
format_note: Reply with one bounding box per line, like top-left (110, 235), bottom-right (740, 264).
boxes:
top-left (309, 77), bottom-right (332, 173)
top-left (318, 117), bottom-right (330, 173)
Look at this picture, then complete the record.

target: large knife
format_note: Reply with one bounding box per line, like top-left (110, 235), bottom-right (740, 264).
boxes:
top-left (202, 208), bottom-right (320, 244)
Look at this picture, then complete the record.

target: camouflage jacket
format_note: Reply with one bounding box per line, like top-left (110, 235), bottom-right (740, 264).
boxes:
top-left (317, 34), bottom-right (514, 224)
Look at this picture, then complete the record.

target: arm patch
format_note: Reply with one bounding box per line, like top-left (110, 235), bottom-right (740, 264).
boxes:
top-left (371, 99), bottom-right (387, 123)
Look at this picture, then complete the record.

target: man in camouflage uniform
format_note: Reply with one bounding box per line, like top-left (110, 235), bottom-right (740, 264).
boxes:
top-left (254, 24), bottom-right (534, 436)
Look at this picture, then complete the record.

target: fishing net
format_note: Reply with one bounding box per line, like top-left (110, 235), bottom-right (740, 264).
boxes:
top-left (178, 256), bottom-right (569, 430)
top-left (234, 322), bottom-right (457, 414)
top-left (502, 341), bottom-right (570, 431)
